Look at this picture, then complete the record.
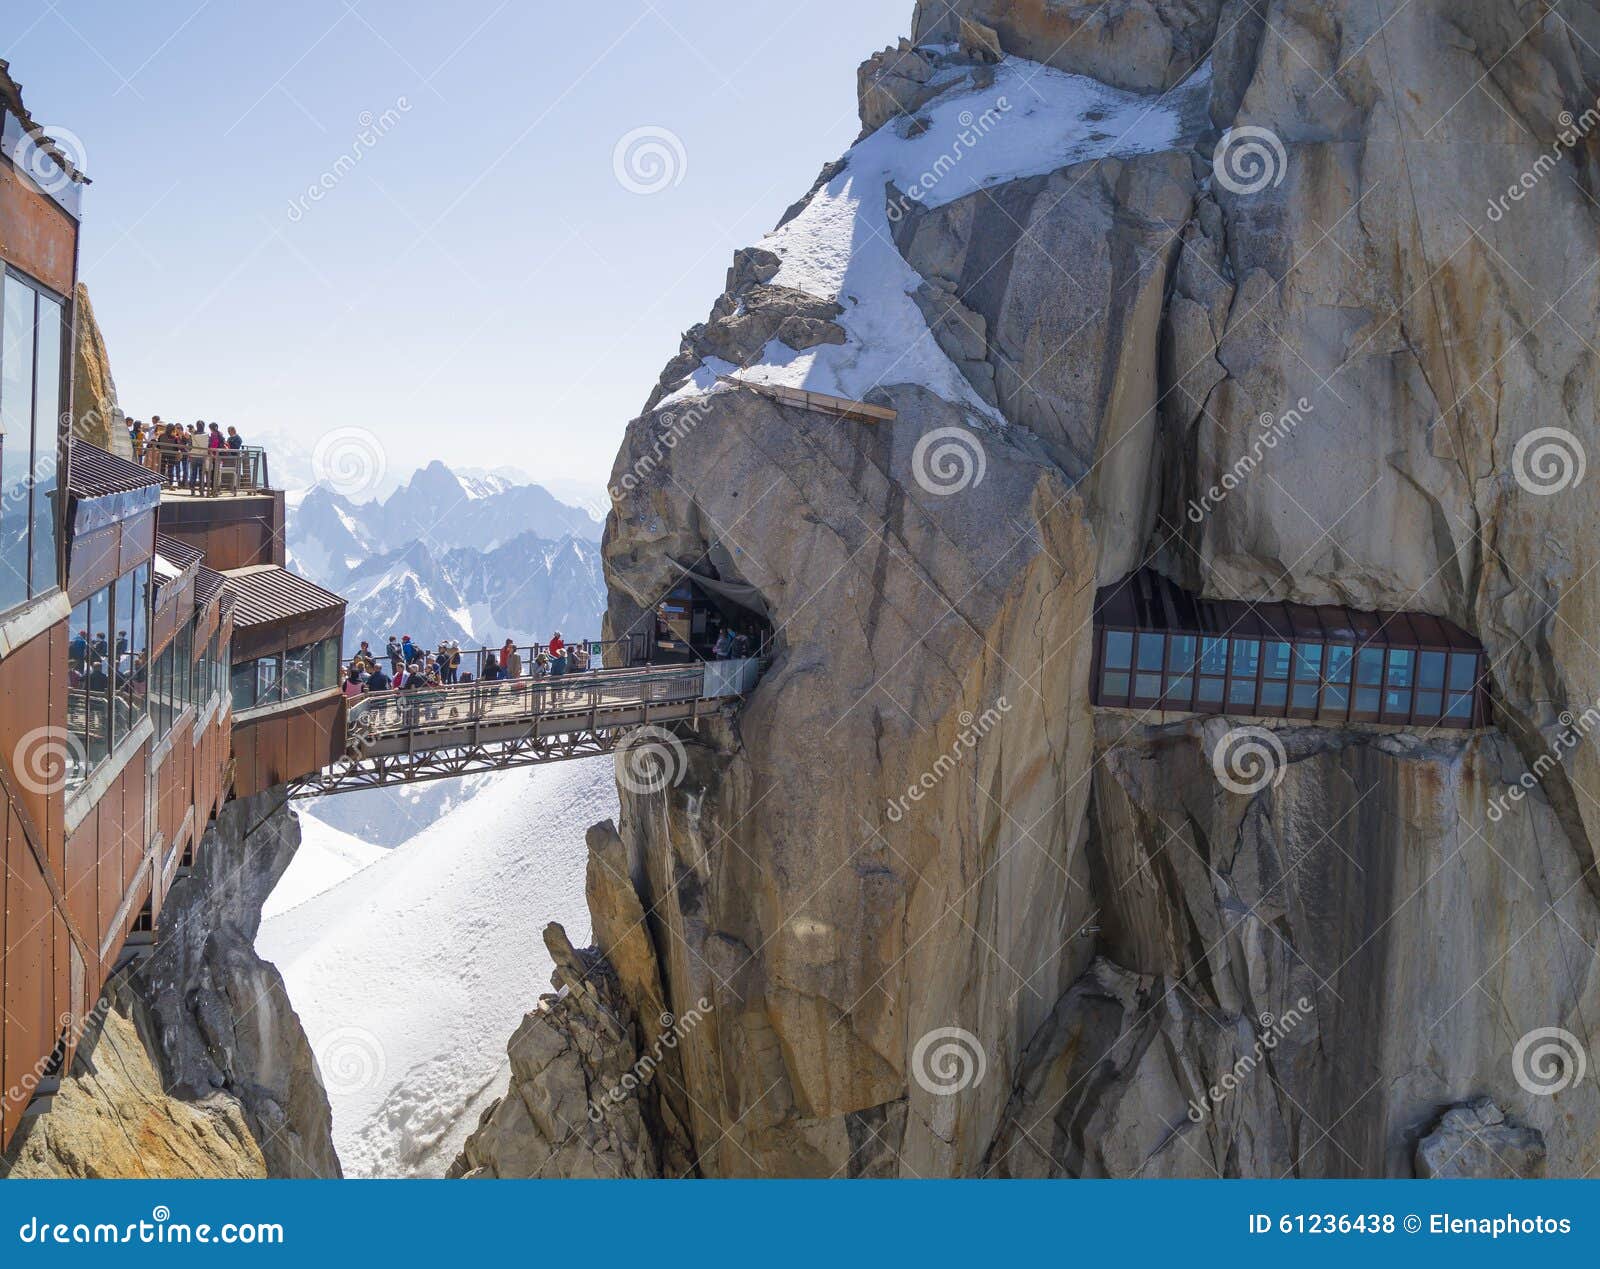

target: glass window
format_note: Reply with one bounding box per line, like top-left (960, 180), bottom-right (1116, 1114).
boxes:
top-left (1165, 675), bottom-right (1194, 704)
top-left (64, 596), bottom-right (91, 791)
top-left (1325, 645), bottom-right (1354, 684)
top-left (1229, 640), bottom-right (1260, 705)
top-left (176, 617), bottom-right (192, 712)
top-left (284, 644), bottom-right (313, 699)
top-left (231, 660), bottom-right (256, 712)
top-left (1446, 693), bottom-right (1474, 722)
top-left (255, 655), bottom-right (281, 705)
top-left (1197, 677), bottom-right (1224, 704)
top-left (1200, 637), bottom-right (1228, 675)
top-left (1292, 682), bottom-right (1319, 710)
top-left (1419, 652), bottom-right (1446, 691)
top-left (1263, 641), bottom-right (1292, 679)
top-left (1100, 671), bottom-right (1128, 700)
top-left (1136, 634), bottom-right (1165, 672)
top-left (1261, 680), bottom-right (1288, 708)
top-left (1383, 649), bottom-right (1414, 717)
top-left (30, 293), bottom-right (61, 596)
top-left (86, 585), bottom-right (111, 762)
top-left (314, 637), bottom-right (341, 692)
top-left (152, 644), bottom-right (172, 740)
top-left (112, 570), bottom-right (136, 742)
top-left (1293, 644), bottom-right (1323, 681)
top-left (0, 276), bottom-right (36, 611)
top-left (1167, 635), bottom-right (1196, 674)
top-left (1449, 654), bottom-right (1477, 691)
top-left (1354, 647), bottom-right (1385, 712)
top-left (1103, 631), bottom-right (1133, 671)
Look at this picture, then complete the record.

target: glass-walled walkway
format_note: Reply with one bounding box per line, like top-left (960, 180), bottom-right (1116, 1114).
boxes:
top-left (1092, 570), bottom-right (1490, 728)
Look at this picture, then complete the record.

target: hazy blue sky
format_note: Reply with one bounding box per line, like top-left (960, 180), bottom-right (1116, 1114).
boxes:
top-left (3, 0), bottom-right (908, 495)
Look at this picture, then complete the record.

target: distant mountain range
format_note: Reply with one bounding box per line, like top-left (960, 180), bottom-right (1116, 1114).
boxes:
top-left (285, 460), bottom-right (607, 654)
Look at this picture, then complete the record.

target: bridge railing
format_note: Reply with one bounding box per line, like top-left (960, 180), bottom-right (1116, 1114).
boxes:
top-left (353, 637), bottom-right (644, 680)
top-left (343, 657), bottom-right (761, 749)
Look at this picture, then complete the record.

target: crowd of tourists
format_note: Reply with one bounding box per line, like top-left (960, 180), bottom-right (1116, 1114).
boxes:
top-left (337, 632), bottom-right (596, 698)
top-left (127, 415), bottom-right (247, 493)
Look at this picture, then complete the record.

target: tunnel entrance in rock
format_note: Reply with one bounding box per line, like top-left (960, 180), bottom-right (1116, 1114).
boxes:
top-left (650, 573), bottom-right (773, 665)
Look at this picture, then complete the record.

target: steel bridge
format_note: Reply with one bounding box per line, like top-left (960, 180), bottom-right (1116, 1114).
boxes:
top-left (288, 657), bottom-right (763, 796)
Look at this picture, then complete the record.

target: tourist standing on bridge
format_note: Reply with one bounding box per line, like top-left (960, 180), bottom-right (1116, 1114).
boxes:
top-left (366, 664), bottom-right (390, 692)
top-left (401, 634), bottom-right (417, 666)
top-left (386, 636), bottom-right (403, 674)
top-left (343, 664), bottom-right (366, 698)
top-left (501, 638), bottom-right (521, 679)
top-left (548, 631), bottom-right (566, 677)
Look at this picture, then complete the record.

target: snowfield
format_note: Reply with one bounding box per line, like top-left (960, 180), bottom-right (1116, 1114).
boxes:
top-left (663, 54), bottom-right (1210, 418)
top-left (256, 757), bottom-right (616, 1177)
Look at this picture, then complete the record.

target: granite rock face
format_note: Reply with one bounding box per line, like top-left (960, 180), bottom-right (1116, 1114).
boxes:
top-left (0, 985), bottom-right (266, 1179)
top-left (480, 0), bottom-right (1600, 1177)
top-left (71, 283), bottom-right (130, 457)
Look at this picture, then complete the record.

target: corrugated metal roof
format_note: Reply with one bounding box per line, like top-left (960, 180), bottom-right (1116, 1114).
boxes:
top-left (67, 442), bottom-right (162, 498)
top-left (194, 565), bottom-right (226, 612)
top-left (221, 565), bottom-right (344, 629)
top-left (153, 534), bottom-right (204, 581)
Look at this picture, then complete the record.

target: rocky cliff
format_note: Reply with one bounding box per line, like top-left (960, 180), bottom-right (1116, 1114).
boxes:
top-left (3, 793), bottom-right (338, 1178)
top-left (462, 0), bottom-right (1600, 1178)
top-left (71, 283), bottom-right (130, 458)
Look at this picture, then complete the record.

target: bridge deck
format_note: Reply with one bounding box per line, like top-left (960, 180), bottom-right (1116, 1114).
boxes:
top-left (292, 657), bottom-right (761, 795)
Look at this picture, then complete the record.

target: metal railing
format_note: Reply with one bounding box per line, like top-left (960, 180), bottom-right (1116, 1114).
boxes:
top-left (351, 636), bottom-right (645, 681)
top-left (136, 440), bottom-right (270, 496)
top-left (343, 657), bottom-right (761, 750)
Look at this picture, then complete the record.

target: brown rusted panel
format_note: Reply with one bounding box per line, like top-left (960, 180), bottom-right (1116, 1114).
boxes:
top-left (232, 720), bottom-right (258, 799)
top-left (63, 812), bottom-right (99, 957)
top-left (4, 809), bottom-right (51, 1136)
top-left (67, 524), bottom-right (119, 601)
top-left (157, 495), bottom-right (285, 572)
top-left (0, 618), bottom-right (60, 846)
top-left (95, 786), bottom-right (118, 949)
top-left (0, 162), bottom-right (76, 295)
top-left (117, 511), bottom-right (156, 575)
